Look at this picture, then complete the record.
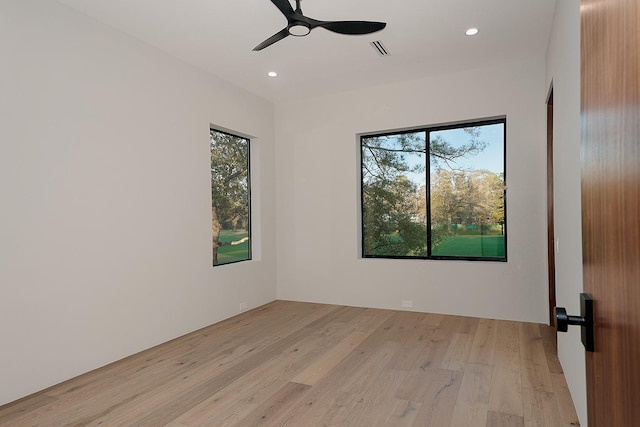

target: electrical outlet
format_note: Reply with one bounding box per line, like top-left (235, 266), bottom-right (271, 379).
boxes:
top-left (239, 302), bottom-right (247, 311)
top-left (401, 300), bottom-right (413, 308)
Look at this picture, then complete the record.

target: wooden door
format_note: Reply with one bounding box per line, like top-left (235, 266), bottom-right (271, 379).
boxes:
top-left (581, 0), bottom-right (640, 425)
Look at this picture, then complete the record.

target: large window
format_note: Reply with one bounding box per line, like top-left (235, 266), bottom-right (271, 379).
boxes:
top-left (360, 118), bottom-right (506, 261)
top-left (210, 128), bottom-right (251, 266)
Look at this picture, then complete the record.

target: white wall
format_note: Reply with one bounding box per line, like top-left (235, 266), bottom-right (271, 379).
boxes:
top-left (545, 1), bottom-right (587, 425)
top-left (275, 56), bottom-right (548, 323)
top-left (0, 1), bottom-right (276, 405)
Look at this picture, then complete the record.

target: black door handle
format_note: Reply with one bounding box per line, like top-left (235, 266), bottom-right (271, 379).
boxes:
top-left (555, 307), bottom-right (586, 331)
top-left (554, 293), bottom-right (595, 352)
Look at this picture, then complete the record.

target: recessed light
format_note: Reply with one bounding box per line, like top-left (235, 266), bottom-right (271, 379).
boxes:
top-left (267, 71), bottom-right (278, 77)
top-left (465, 28), bottom-right (479, 36)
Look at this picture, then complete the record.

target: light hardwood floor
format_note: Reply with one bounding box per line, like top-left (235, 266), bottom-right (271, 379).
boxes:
top-left (0, 301), bottom-right (580, 426)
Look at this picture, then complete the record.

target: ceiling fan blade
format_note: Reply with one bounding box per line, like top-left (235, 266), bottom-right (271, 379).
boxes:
top-left (269, 0), bottom-right (295, 17)
top-left (252, 28), bottom-right (290, 51)
top-left (316, 21), bottom-right (386, 35)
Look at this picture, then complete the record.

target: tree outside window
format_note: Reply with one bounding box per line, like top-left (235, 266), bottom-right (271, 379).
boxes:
top-left (210, 129), bottom-right (251, 266)
top-left (361, 118), bottom-right (506, 261)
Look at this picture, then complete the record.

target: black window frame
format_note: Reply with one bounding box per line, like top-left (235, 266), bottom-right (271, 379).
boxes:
top-left (210, 127), bottom-right (252, 267)
top-left (360, 117), bottom-right (507, 262)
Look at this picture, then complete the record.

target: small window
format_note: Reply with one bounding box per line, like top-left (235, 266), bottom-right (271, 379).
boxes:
top-left (360, 118), bottom-right (506, 261)
top-left (210, 128), bottom-right (251, 266)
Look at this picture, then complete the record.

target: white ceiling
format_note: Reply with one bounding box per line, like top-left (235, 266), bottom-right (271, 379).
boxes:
top-left (56, 0), bottom-right (556, 103)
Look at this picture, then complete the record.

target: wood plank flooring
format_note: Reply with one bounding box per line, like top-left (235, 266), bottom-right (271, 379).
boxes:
top-left (0, 301), bottom-right (581, 426)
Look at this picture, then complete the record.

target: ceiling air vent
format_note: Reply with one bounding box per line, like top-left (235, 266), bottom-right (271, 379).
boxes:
top-left (370, 40), bottom-right (390, 56)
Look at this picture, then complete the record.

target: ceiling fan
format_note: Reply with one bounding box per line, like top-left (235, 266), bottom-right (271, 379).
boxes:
top-left (253, 0), bottom-right (386, 51)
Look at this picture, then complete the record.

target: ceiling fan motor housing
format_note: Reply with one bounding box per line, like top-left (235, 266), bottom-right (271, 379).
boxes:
top-left (288, 22), bottom-right (311, 36)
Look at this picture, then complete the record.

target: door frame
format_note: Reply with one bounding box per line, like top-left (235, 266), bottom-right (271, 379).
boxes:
top-left (546, 86), bottom-right (556, 326)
